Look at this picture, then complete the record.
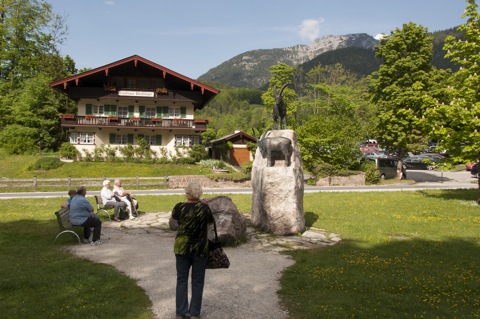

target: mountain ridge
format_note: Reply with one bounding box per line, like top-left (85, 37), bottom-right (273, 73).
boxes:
top-left (198, 33), bottom-right (379, 88)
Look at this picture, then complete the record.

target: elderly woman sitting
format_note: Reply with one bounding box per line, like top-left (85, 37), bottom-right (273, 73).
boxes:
top-left (113, 178), bottom-right (138, 219)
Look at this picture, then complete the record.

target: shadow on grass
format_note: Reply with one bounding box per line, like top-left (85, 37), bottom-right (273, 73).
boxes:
top-left (304, 211), bottom-right (319, 227)
top-left (280, 237), bottom-right (480, 318)
top-left (0, 219), bottom-right (153, 319)
top-left (418, 188), bottom-right (479, 202)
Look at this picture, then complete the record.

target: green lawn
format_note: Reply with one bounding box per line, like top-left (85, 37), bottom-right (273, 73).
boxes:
top-left (1, 190), bottom-right (479, 318)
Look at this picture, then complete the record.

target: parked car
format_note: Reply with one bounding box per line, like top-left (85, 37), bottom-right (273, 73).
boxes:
top-left (471, 162), bottom-right (479, 177)
top-left (402, 155), bottom-right (443, 170)
top-left (361, 152), bottom-right (388, 160)
top-left (466, 162), bottom-right (476, 171)
top-left (361, 157), bottom-right (406, 179)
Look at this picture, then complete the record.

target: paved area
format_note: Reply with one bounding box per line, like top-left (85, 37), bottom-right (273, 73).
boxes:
top-left (69, 212), bottom-right (341, 319)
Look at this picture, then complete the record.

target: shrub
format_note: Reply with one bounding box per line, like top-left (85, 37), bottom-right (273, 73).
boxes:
top-left (363, 161), bottom-right (380, 184)
top-left (199, 159), bottom-right (227, 169)
top-left (28, 157), bottom-right (63, 171)
top-left (241, 161), bottom-right (253, 177)
top-left (59, 142), bottom-right (80, 160)
top-left (188, 144), bottom-right (209, 162)
top-left (311, 163), bottom-right (336, 178)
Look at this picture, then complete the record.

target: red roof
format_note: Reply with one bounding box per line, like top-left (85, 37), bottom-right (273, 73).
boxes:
top-left (49, 55), bottom-right (219, 109)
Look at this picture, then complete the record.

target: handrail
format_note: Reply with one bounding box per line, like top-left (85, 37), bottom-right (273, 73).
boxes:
top-left (59, 115), bottom-right (208, 129)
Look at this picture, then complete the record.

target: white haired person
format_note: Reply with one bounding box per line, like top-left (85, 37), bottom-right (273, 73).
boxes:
top-left (172, 182), bottom-right (214, 319)
top-left (113, 178), bottom-right (137, 219)
top-left (100, 180), bottom-right (126, 222)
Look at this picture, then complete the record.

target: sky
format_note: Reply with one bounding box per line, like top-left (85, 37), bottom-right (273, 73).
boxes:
top-left (49, 0), bottom-right (468, 79)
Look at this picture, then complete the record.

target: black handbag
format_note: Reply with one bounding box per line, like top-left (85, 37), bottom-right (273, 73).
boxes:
top-left (206, 219), bottom-right (230, 269)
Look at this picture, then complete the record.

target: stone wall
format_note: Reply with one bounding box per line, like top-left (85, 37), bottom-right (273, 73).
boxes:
top-left (167, 175), bottom-right (251, 189)
top-left (316, 173), bottom-right (365, 186)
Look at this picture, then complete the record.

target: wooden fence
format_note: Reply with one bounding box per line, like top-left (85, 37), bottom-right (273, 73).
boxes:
top-left (0, 176), bottom-right (169, 191)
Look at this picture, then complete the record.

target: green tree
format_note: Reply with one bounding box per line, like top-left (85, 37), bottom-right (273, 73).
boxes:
top-left (261, 63), bottom-right (297, 130)
top-left (425, 0), bottom-right (480, 165)
top-left (368, 22), bottom-right (441, 174)
top-left (0, 0), bottom-right (69, 153)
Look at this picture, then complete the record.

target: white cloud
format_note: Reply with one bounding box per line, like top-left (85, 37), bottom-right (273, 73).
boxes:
top-left (298, 18), bottom-right (324, 41)
top-left (374, 33), bottom-right (385, 40)
top-left (105, 0), bottom-right (115, 5)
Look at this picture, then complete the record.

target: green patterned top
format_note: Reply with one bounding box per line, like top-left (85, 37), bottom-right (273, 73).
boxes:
top-left (172, 201), bottom-right (214, 257)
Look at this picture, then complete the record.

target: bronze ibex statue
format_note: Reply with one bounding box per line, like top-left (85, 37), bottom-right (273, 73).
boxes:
top-left (273, 83), bottom-right (290, 130)
top-left (253, 129), bottom-right (293, 167)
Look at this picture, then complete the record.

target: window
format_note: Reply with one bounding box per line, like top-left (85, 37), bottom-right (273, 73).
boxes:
top-left (118, 106), bottom-right (128, 117)
top-left (116, 134), bottom-right (128, 145)
top-left (175, 135), bottom-right (200, 147)
top-left (169, 107), bottom-right (180, 118)
top-left (92, 104), bottom-right (104, 115)
top-left (145, 107), bottom-right (156, 118)
top-left (70, 132), bottom-right (95, 144)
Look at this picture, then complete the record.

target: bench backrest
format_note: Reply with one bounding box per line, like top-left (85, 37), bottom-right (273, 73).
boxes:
top-left (94, 195), bottom-right (102, 209)
top-left (55, 207), bottom-right (72, 230)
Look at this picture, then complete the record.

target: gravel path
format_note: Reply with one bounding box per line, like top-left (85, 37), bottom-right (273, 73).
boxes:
top-left (68, 218), bottom-right (296, 319)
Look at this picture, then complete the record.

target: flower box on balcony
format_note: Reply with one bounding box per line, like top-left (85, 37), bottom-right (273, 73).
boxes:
top-left (60, 115), bottom-right (75, 119)
top-left (151, 118), bottom-right (163, 122)
top-left (129, 117), bottom-right (141, 121)
top-left (193, 119), bottom-right (207, 124)
top-left (156, 88), bottom-right (168, 94)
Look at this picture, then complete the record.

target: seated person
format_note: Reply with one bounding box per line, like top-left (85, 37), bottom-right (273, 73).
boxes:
top-left (100, 180), bottom-right (127, 222)
top-left (113, 179), bottom-right (138, 219)
top-left (61, 189), bottom-right (76, 208)
top-left (69, 186), bottom-right (102, 245)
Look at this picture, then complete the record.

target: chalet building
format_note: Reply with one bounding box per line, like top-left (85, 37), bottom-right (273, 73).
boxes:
top-left (49, 55), bottom-right (219, 158)
top-left (208, 131), bottom-right (256, 166)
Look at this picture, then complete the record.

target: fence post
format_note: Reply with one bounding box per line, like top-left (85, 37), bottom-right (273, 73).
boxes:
top-left (136, 175), bottom-right (139, 187)
top-left (33, 176), bottom-right (37, 191)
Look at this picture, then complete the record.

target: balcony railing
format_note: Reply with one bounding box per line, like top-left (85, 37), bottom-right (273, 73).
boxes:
top-left (59, 115), bottom-right (208, 130)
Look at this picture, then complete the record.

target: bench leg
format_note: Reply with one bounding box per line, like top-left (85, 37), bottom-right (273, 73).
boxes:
top-left (96, 209), bottom-right (111, 221)
top-left (54, 230), bottom-right (81, 244)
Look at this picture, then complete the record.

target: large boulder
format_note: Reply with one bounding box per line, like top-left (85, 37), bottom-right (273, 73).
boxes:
top-left (169, 196), bottom-right (247, 246)
top-left (251, 129), bottom-right (305, 235)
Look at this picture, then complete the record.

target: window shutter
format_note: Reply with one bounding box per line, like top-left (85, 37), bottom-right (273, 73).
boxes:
top-left (162, 106), bottom-right (169, 117)
top-left (86, 104), bottom-right (92, 115)
top-left (110, 105), bottom-right (117, 115)
top-left (128, 105), bottom-right (134, 117)
top-left (109, 133), bottom-right (116, 144)
top-left (127, 134), bottom-right (134, 144)
top-left (156, 106), bottom-right (162, 117)
top-left (180, 107), bottom-right (187, 118)
top-left (155, 135), bottom-right (162, 145)
top-left (139, 106), bottom-right (146, 117)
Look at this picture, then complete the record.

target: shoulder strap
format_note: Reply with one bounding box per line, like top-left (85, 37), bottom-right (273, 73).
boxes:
top-left (212, 218), bottom-right (219, 243)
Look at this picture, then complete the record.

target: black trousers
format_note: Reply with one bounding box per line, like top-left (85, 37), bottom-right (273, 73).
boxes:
top-left (81, 215), bottom-right (102, 242)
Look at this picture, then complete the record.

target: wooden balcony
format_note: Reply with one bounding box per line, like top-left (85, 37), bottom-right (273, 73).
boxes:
top-left (59, 115), bottom-right (208, 131)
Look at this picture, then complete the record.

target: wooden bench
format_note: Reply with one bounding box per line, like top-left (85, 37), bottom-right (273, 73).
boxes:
top-left (53, 207), bottom-right (82, 244)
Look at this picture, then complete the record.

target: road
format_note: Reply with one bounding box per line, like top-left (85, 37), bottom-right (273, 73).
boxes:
top-left (0, 170), bottom-right (477, 200)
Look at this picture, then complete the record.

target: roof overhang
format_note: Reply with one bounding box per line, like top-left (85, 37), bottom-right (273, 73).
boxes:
top-left (49, 55), bottom-right (219, 109)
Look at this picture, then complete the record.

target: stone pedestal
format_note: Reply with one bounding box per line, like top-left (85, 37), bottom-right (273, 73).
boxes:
top-left (251, 130), bottom-right (305, 235)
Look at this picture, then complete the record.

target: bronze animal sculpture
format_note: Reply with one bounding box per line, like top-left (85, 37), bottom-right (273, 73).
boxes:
top-left (273, 83), bottom-right (290, 130)
top-left (254, 129), bottom-right (293, 167)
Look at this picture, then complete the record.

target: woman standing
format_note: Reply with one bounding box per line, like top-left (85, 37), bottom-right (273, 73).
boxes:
top-left (172, 182), bottom-right (214, 319)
